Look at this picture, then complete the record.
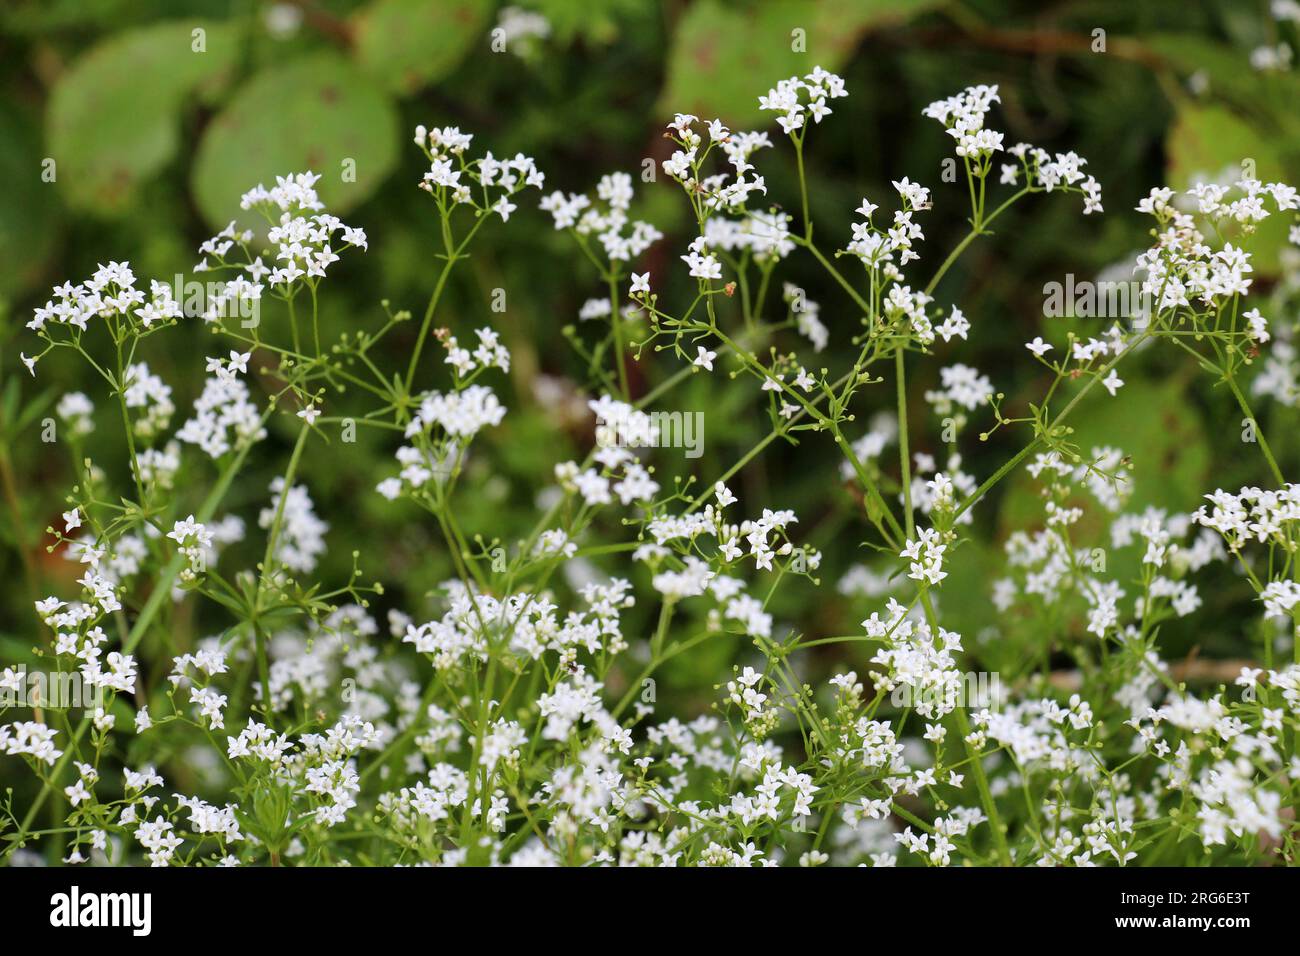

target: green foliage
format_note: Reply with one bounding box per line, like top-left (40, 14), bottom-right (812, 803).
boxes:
top-left (352, 0), bottom-right (490, 94)
top-left (192, 52), bottom-right (400, 229)
top-left (0, 107), bottom-right (60, 297)
top-left (4, 0), bottom-right (1300, 869)
top-left (46, 20), bottom-right (238, 213)
top-left (1167, 102), bottom-right (1292, 273)
top-left (659, 0), bottom-right (938, 126)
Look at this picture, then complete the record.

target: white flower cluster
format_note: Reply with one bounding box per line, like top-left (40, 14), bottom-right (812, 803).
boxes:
top-left (122, 362), bottom-right (174, 439)
top-left (843, 181), bottom-right (932, 283)
top-left (540, 172), bottom-right (663, 261)
top-left (1192, 483), bottom-right (1300, 551)
top-left (1193, 484), bottom-right (1300, 623)
top-left (662, 115), bottom-right (771, 213)
top-left (923, 84), bottom-right (1004, 159)
top-left (782, 283), bottom-right (829, 351)
top-left (167, 515), bottom-right (214, 579)
top-left (866, 600), bottom-right (965, 719)
top-left (0, 721), bottom-right (63, 766)
top-left (176, 364), bottom-right (265, 459)
top-left (56, 391), bottom-right (95, 436)
top-left (12, 64), bottom-right (1300, 872)
top-left (1135, 179), bottom-right (1299, 323)
top-left (258, 478), bottom-right (328, 575)
top-left (758, 65), bottom-right (848, 135)
top-left (197, 172), bottom-right (368, 293)
top-left (444, 326), bottom-right (511, 378)
top-left (23, 265), bottom-right (184, 376)
top-left (28, 263), bottom-right (182, 335)
top-left (901, 527), bottom-right (948, 585)
top-left (701, 209), bottom-right (793, 264)
top-left (413, 385), bottom-right (507, 441)
top-left (416, 125), bottom-right (544, 222)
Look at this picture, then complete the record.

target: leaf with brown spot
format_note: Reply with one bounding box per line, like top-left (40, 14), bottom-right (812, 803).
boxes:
top-left (46, 21), bottom-right (237, 214)
top-left (191, 53), bottom-right (399, 231)
top-left (351, 0), bottom-right (491, 95)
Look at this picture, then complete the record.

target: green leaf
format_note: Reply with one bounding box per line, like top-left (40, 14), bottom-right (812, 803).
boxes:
top-left (351, 0), bottom-right (491, 95)
top-left (191, 53), bottom-right (400, 230)
top-left (1166, 102), bottom-right (1293, 275)
top-left (46, 21), bottom-right (237, 214)
top-left (658, 0), bottom-right (937, 127)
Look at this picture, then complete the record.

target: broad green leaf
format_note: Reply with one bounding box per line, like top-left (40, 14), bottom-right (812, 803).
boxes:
top-left (1166, 102), bottom-right (1292, 275)
top-left (351, 0), bottom-right (491, 94)
top-left (191, 53), bottom-right (400, 230)
top-left (46, 21), bottom-right (236, 213)
top-left (658, 0), bottom-right (937, 127)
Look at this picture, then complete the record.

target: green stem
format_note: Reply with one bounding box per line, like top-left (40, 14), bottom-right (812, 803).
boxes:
top-left (896, 347), bottom-right (915, 539)
top-left (405, 256), bottom-right (459, 395)
top-left (10, 413), bottom-right (266, 854)
top-left (1226, 373), bottom-right (1284, 485)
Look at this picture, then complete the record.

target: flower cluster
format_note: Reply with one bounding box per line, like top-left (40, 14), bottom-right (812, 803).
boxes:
top-left (5, 64), bottom-right (1300, 873)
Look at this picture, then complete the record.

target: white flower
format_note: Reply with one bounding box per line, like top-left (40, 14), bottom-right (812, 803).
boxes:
top-left (682, 250), bottom-right (722, 280)
top-left (694, 346), bottom-right (717, 371)
top-left (937, 307), bottom-right (969, 342)
top-left (492, 196), bottom-right (517, 221)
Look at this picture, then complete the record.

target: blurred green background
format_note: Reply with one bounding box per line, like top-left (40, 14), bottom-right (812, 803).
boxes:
top-left (2, 0), bottom-right (1298, 708)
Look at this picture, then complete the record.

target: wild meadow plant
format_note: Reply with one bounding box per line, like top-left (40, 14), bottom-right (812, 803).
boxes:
top-left (4, 68), bottom-right (1300, 867)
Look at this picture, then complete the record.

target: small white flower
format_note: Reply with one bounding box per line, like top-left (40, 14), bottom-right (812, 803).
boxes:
top-left (715, 482), bottom-right (737, 507)
top-left (693, 346), bottom-right (717, 371)
top-left (492, 196), bottom-right (517, 222)
top-left (682, 251), bottom-right (722, 281)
